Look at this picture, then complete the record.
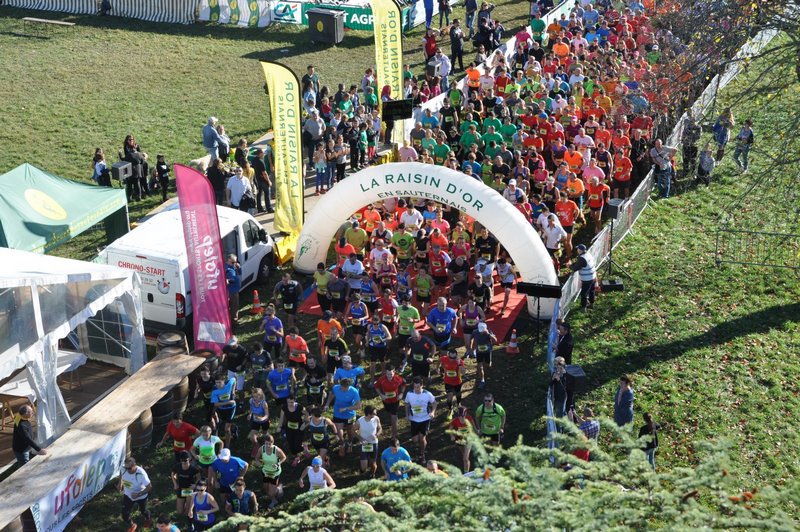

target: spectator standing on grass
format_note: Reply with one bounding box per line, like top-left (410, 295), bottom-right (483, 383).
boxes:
top-left (206, 158), bottom-right (227, 206)
top-left (226, 166), bottom-right (253, 212)
top-left (464, 0), bottom-right (478, 38)
top-left (570, 244), bottom-right (596, 310)
top-left (450, 19), bottom-right (465, 71)
top-left (639, 412), bottom-right (662, 470)
top-left (649, 139), bottom-right (676, 199)
top-left (202, 117), bottom-right (224, 162)
top-left (302, 65), bottom-right (320, 97)
top-left (732, 119), bottom-right (754, 172)
top-left (550, 356), bottom-right (568, 418)
top-left (92, 148), bottom-right (111, 187)
top-left (713, 107), bottom-right (735, 161)
top-left (123, 134), bottom-right (148, 201)
top-left (614, 375), bottom-right (635, 427)
top-left (681, 112), bottom-right (701, 176)
top-left (554, 321), bottom-right (573, 365)
top-left (696, 143), bottom-right (716, 186)
top-left (304, 110), bottom-right (326, 170)
top-left (12, 405), bottom-right (47, 466)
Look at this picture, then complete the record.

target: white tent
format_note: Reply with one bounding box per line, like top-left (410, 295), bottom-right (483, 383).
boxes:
top-left (0, 249), bottom-right (145, 443)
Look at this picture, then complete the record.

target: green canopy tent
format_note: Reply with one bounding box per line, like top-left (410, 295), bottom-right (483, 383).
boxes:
top-left (0, 163), bottom-right (129, 253)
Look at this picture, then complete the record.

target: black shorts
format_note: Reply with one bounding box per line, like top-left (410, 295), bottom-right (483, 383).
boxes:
top-left (383, 401), bottom-right (400, 415)
top-left (415, 254), bottom-right (429, 265)
top-left (590, 206), bottom-right (602, 213)
top-left (500, 281), bottom-right (514, 289)
top-left (396, 333), bottom-right (411, 349)
top-left (311, 436), bottom-right (331, 450)
top-left (351, 323), bottom-right (366, 336)
top-left (451, 283), bottom-right (468, 297)
top-left (305, 386), bottom-right (325, 403)
top-left (326, 355), bottom-right (340, 374)
top-left (286, 428), bottom-right (304, 454)
top-left (216, 407), bottom-right (235, 424)
top-left (250, 419), bottom-right (270, 432)
top-left (563, 225), bottom-right (574, 234)
top-left (411, 363), bottom-right (430, 378)
top-left (410, 420), bottom-right (430, 436)
top-left (289, 359), bottom-right (304, 369)
top-left (397, 257), bottom-right (412, 267)
top-left (368, 345), bottom-right (388, 362)
top-left (432, 331), bottom-right (452, 347)
top-left (317, 293), bottom-right (332, 311)
top-left (365, 300), bottom-right (379, 313)
top-left (445, 383), bottom-right (462, 395)
top-left (462, 325), bottom-right (476, 335)
top-left (281, 303), bottom-right (298, 315)
top-left (482, 432), bottom-right (500, 443)
top-left (218, 484), bottom-right (234, 495)
top-left (612, 179), bottom-right (629, 190)
top-left (416, 293), bottom-right (431, 303)
top-left (261, 473), bottom-right (281, 485)
top-left (274, 396), bottom-right (288, 409)
top-left (333, 416), bottom-right (355, 426)
top-left (359, 443), bottom-right (379, 461)
top-left (433, 275), bottom-right (448, 286)
top-left (476, 348), bottom-right (492, 364)
top-left (175, 488), bottom-right (193, 499)
top-left (332, 298), bottom-right (347, 313)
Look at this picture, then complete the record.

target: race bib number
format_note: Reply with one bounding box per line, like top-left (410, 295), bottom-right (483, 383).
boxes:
top-left (287, 421), bottom-right (300, 430)
top-left (432, 261), bottom-right (442, 267)
top-left (413, 354), bottom-right (424, 362)
top-left (309, 386), bottom-right (321, 394)
top-left (276, 384), bottom-right (287, 391)
top-left (351, 318), bottom-right (362, 325)
top-left (436, 324), bottom-right (446, 333)
top-left (478, 344), bottom-right (490, 352)
top-left (311, 483), bottom-right (326, 490)
top-left (267, 335), bottom-right (277, 342)
top-left (371, 336), bottom-right (383, 344)
top-left (197, 513), bottom-right (208, 522)
top-left (180, 488), bottom-right (192, 497)
top-left (330, 291), bottom-right (341, 299)
top-left (284, 303), bottom-right (294, 310)
top-left (482, 253), bottom-right (491, 260)
top-left (174, 441), bottom-right (186, 448)
top-left (484, 421), bottom-right (497, 431)
top-left (123, 480), bottom-right (133, 489)
top-left (589, 194), bottom-right (599, 200)
top-left (399, 325), bottom-right (411, 334)
top-left (465, 318), bottom-right (477, 326)
top-left (361, 443), bottom-right (374, 452)
top-left (446, 370), bottom-right (457, 377)
top-left (383, 391), bottom-right (396, 399)
top-left (382, 315), bottom-right (393, 323)
top-left (219, 393), bottom-right (230, 401)
top-left (313, 433), bottom-right (325, 441)
top-left (412, 405), bottom-right (424, 415)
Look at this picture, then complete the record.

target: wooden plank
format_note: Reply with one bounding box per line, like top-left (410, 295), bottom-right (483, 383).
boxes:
top-left (22, 17), bottom-right (75, 26)
top-left (71, 352), bottom-right (203, 437)
top-left (0, 428), bottom-right (106, 529)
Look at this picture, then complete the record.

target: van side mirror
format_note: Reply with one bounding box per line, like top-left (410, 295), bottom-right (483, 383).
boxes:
top-left (258, 228), bottom-right (268, 243)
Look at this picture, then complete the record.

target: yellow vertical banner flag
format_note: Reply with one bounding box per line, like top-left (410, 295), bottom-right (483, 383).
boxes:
top-left (371, 0), bottom-right (403, 143)
top-left (260, 61), bottom-right (304, 237)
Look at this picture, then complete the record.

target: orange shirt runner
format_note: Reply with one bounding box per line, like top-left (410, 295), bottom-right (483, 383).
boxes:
top-left (587, 182), bottom-right (610, 210)
top-left (285, 334), bottom-right (309, 364)
top-left (555, 199), bottom-right (581, 227)
top-left (440, 355), bottom-right (465, 386)
top-left (374, 374), bottom-right (406, 403)
top-left (612, 156), bottom-right (633, 182)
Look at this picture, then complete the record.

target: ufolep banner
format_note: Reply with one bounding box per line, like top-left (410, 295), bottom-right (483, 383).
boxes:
top-left (30, 429), bottom-right (127, 532)
top-left (175, 164), bottom-right (231, 353)
top-left (260, 62), bottom-right (304, 235)
top-left (371, 0), bottom-right (404, 142)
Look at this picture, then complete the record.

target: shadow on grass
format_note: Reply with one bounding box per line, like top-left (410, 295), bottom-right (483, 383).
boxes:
top-left (580, 301), bottom-right (800, 394)
top-left (0, 30), bottom-right (49, 39)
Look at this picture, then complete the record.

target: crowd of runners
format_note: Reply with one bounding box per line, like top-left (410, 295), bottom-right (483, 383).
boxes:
top-left (118, 0), bottom-right (709, 528)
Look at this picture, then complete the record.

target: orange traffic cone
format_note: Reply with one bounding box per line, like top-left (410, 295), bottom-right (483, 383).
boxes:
top-left (506, 329), bottom-right (520, 355)
top-left (251, 290), bottom-right (263, 315)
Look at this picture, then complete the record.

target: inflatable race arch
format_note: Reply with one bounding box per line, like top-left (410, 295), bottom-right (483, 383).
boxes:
top-left (293, 163), bottom-right (559, 318)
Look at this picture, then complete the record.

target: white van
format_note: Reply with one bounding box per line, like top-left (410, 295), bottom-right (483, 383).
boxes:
top-left (99, 206), bottom-right (274, 332)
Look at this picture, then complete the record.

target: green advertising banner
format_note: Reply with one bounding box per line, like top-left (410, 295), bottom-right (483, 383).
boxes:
top-left (301, 2), bottom-right (374, 30)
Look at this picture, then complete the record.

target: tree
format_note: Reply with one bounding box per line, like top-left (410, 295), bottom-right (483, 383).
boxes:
top-left (210, 420), bottom-right (798, 530)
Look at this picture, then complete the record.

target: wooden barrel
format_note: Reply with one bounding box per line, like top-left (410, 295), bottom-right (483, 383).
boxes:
top-left (129, 409), bottom-right (153, 448)
top-left (191, 349), bottom-right (220, 374)
top-left (172, 376), bottom-right (190, 414)
top-left (157, 346), bottom-right (188, 358)
top-left (2, 510), bottom-right (36, 532)
top-left (152, 391), bottom-right (174, 428)
top-left (157, 331), bottom-right (188, 352)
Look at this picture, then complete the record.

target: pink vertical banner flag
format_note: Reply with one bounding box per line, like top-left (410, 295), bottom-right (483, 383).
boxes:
top-left (175, 164), bottom-right (231, 354)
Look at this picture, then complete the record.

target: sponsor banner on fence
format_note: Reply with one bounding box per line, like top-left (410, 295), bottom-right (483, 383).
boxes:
top-left (260, 62), bottom-right (305, 235)
top-left (30, 429), bottom-right (127, 532)
top-left (271, 0), bottom-right (304, 23)
top-left (198, 0), bottom-right (274, 27)
top-left (175, 164), bottom-right (231, 353)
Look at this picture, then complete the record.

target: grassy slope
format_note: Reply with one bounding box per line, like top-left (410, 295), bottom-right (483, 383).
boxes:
top-left (568, 41), bottom-right (800, 490)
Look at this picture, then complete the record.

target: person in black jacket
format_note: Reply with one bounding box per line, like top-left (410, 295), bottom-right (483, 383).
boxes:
top-left (554, 321), bottom-right (573, 365)
top-left (206, 158), bottom-right (228, 206)
top-left (13, 405), bottom-right (47, 466)
top-left (123, 134), bottom-right (149, 201)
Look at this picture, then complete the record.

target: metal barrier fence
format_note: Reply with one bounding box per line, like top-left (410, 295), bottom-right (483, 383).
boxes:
top-left (543, 28), bottom-right (780, 453)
